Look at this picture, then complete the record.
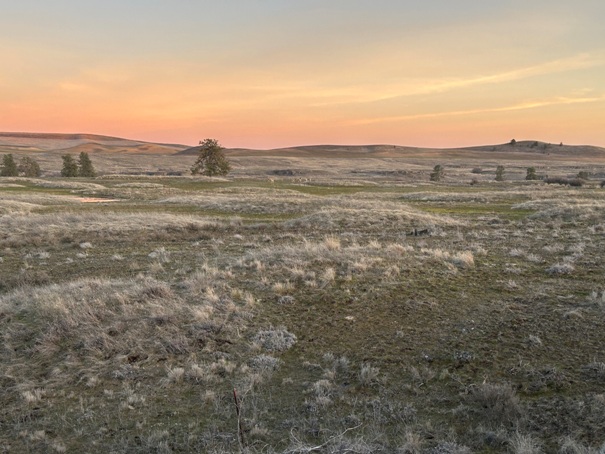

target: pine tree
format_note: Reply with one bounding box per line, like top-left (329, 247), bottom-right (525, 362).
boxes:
top-left (191, 139), bottom-right (231, 176)
top-left (1, 154), bottom-right (19, 176)
top-left (61, 155), bottom-right (79, 177)
top-left (525, 167), bottom-right (538, 181)
top-left (78, 152), bottom-right (96, 177)
top-left (18, 156), bottom-right (41, 177)
top-left (495, 165), bottom-right (505, 181)
top-left (430, 164), bottom-right (444, 182)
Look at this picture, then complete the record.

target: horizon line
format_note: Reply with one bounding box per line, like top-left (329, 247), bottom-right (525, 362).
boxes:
top-left (0, 130), bottom-right (603, 150)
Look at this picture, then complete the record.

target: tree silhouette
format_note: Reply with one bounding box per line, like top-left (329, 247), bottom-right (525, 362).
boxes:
top-left (78, 152), bottom-right (96, 177)
top-left (1, 154), bottom-right (18, 176)
top-left (19, 157), bottom-right (41, 177)
top-left (61, 155), bottom-right (79, 177)
top-left (430, 164), bottom-right (444, 182)
top-left (525, 167), bottom-right (538, 181)
top-left (191, 139), bottom-right (231, 176)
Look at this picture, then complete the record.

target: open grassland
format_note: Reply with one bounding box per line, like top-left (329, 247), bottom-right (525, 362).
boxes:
top-left (1, 159), bottom-right (605, 453)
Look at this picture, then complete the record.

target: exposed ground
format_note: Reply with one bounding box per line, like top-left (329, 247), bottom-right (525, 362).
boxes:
top-left (1, 144), bottom-right (605, 453)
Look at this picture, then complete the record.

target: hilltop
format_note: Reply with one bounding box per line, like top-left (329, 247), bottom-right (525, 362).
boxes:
top-left (182, 140), bottom-right (605, 161)
top-left (0, 132), bottom-right (189, 155)
top-left (2, 132), bottom-right (605, 163)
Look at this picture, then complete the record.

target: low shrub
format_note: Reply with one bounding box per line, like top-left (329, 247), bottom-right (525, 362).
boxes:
top-left (546, 263), bottom-right (575, 274)
top-left (253, 326), bottom-right (297, 352)
top-left (544, 177), bottom-right (583, 187)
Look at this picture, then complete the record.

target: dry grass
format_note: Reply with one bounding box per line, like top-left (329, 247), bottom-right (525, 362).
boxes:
top-left (1, 157), bottom-right (605, 452)
top-left (0, 211), bottom-right (224, 248)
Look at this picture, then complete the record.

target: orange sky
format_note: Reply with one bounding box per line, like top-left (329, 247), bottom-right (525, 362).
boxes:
top-left (1, 1), bottom-right (604, 148)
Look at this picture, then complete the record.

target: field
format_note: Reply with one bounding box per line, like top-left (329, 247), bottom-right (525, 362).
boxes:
top-left (1, 150), bottom-right (605, 453)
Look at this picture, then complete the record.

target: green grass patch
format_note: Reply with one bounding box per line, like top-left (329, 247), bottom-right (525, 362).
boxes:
top-left (412, 202), bottom-right (535, 219)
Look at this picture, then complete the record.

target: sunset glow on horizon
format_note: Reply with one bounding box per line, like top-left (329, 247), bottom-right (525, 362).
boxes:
top-left (1, 1), bottom-right (604, 148)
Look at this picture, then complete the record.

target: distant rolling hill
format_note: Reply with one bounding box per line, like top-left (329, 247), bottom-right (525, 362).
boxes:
top-left (0, 132), bottom-right (189, 155)
top-left (2, 132), bottom-right (604, 161)
top-left (179, 140), bottom-right (605, 160)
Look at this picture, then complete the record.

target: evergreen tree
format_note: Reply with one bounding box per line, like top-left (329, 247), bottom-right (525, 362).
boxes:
top-left (18, 156), bottom-right (42, 177)
top-left (525, 167), bottom-right (538, 181)
top-left (78, 152), bottom-right (96, 177)
top-left (1, 154), bottom-right (19, 176)
top-left (191, 139), bottom-right (231, 176)
top-left (430, 164), bottom-right (444, 182)
top-left (61, 155), bottom-right (79, 177)
top-left (495, 165), bottom-right (505, 181)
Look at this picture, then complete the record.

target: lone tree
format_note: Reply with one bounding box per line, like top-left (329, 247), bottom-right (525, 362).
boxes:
top-left (18, 156), bottom-right (41, 177)
top-left (495, 165), bottom-right (505, 181)
top-left (191, 139), bottom-right (231, 176)
top-left (510, 139), bottom-right (517, 146)
top-left (61, 155), bottom-right (79, 177)
top-left (1, 154), bottom-right (19, 176)
top-left (525, 167), bottom-right (538, 181)
top-left (78, 152), bottom-right (96, 177)
top-left (430, 164), bottom-right (444, 182)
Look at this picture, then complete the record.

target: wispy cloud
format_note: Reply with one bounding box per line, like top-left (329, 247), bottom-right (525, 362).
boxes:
top-left (350, 95), bottom-right (605, 125)
top-left (309, 53), bottom-right (605, 106)
top-left (408, 53), bottom-right (603, 95)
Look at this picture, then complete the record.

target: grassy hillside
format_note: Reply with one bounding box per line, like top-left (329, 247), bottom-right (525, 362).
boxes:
top-left (180, 141), bottom-right (605, 162)
top-left (1, 164), bottom-right (605, 452)
top-left (0, 132), bottom-right (189, 154)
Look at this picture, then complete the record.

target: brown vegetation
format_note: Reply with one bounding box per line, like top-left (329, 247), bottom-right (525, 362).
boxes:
top-left (1, 143), bottom-right (605, 452)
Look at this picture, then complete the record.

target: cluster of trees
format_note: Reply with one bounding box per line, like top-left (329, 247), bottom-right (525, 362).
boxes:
top-left (8, 141), bottom-right (599, 189)
top-left (428, 165), bottom-right (596, 184)
top-left (1, 154), bottom-right (42, 177)
top-left (61, 152), bottom-right (96, 177)
top-left (1, 152), bottom-right (97, 178)
top-left (4, 139), bottom-right (233, 179)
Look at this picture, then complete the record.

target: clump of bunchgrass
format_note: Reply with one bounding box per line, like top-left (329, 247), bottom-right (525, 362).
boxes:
top-left (588, 290), bottom-right (605, 309)
top-left (273, 281), bottom-right (295, 295)
top-left (450, 251), bottom-right (475, 269)
top-left (466, 382), bottom-right (523, 427)
top-left (507, 432), bottom-right (543, 454)
top-left (359, 363), bottom-right (380, 386)
top-left (164, 366), bottom-right (186, 384)
top-left (320, 267), bottom-right (336, 286)
top-left (322, 235), bottom-right (341, 251)
top-left (148, 247), bottom-right (170, 263)
top-left (559, 437), bottom-right (605, 454)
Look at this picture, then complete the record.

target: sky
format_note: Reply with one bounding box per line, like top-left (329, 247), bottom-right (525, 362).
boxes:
top-left (1, 0), bottom-right (604, 148)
